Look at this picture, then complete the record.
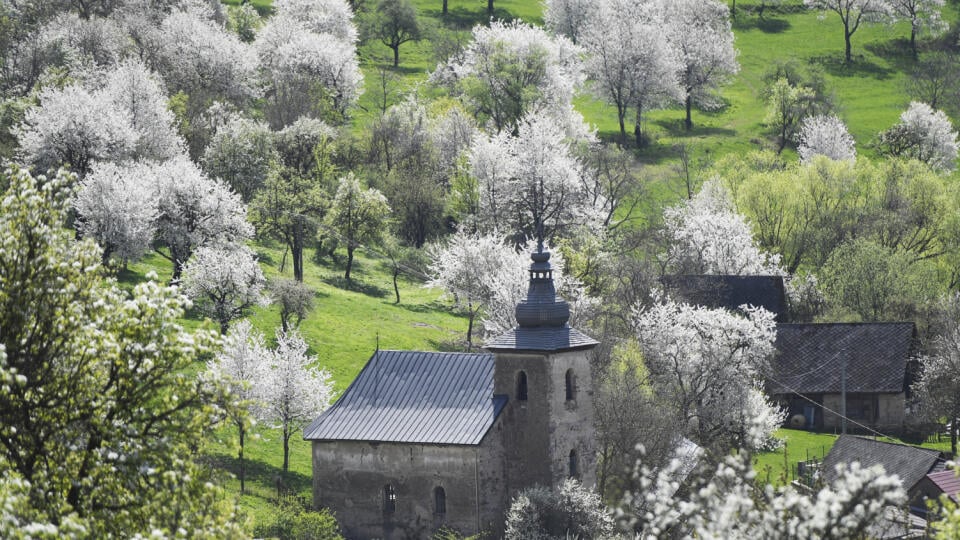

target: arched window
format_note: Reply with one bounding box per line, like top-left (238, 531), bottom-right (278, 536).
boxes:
top-left (383, 484), bottom-right (396, 514)
top-left (516, 371), bottom-right (528, 401)
top-left (434, 486), bottom-right (446, 516)
top-left (565, 369), bottom-right (575, 401)
top-left (569, 449), bottom-right (578, 478)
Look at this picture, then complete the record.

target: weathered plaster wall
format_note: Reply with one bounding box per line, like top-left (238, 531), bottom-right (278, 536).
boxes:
top-left (821, 392), bottom-right (905, 432)
top-left (493, 349), bottom-right (597, 496)
top-left (311, 440), bottom-right (503, 539)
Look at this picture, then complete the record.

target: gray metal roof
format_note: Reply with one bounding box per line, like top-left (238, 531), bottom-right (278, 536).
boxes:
top-left (303, 350), bottom-right (507, 445)
top-left (484, 326), bottom-right (599, 352)
top-left (769, 323), bottom-right (916, 395)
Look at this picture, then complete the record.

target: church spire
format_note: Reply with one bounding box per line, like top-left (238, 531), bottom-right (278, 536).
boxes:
top-left (514, 250), bottom-right (570, 328)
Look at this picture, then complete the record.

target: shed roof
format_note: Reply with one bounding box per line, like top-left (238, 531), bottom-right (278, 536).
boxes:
top-left (823, 435), bottom-right (944, 491)
top-left (303, 350), bottom-right (507, 445)
top-left (768, 323), bottom-right (916, 395)
top-left (925, 470), bottom-right (960, 503)
top-left (661, 275), bottom-right (787, 320)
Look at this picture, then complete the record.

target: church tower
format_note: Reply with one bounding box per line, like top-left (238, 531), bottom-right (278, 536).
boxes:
top-left (485, 249), bottom-right (598, 497)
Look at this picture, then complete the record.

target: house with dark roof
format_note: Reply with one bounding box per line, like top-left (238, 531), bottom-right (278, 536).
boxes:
top-left (304, 251), bottom-right (598, 539)
top-left (769, 323), bottom-right (918, 433)
top-left (823, 436), bottom-right (947, 515)
top-left (661, 274), bottom-right (788, 321)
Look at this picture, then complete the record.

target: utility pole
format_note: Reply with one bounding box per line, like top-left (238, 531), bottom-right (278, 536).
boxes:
top-left (840, 349), bottom-right (847, 435)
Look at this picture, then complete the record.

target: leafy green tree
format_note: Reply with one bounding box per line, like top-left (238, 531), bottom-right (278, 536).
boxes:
top-left (0, 166), bottom-right (244, 537)
top-left (365, 0), bottom-right (421, 67)
top-left (326, 173), bottom-right (391, 281)
top-left (819, 238), bottom-right (928, 321)
top-left (765, 78), bottom-right (817, 153)
top-left (253, 164), bottom-right (330, 282)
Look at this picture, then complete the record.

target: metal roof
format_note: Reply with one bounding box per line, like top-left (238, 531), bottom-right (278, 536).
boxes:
top-left (823, 435), bottom-right (944, 491)
top-left (303, 350), bottom-right (507, 445)
top-left (484, 326), bottom-right (599, 352)
top-left (769, 323), bottom-right (916, 395)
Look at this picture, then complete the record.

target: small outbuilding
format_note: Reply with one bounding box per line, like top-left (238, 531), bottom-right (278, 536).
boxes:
top-left (769, 323), bottom-right (918, 433)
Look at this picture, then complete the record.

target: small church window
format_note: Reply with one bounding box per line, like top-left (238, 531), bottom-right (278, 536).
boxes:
top-left (516, 371), bottom-right (528, 401)
top-left (434, 486), bottom-right (446, 516)
top-left (569, 449), bottom-right (578, 478)
top-left (384, 484), bottom-right (396, 514)
top-left (565, 369), bottom-right (575, 401)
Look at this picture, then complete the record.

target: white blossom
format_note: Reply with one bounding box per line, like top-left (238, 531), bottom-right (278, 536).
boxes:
top-left (16, 84), bottom-right (136, 175)
top-left (880, 101), bottom-right (958, 171)
top-left (180, 244), bottom-right (267, 334)
top-left (468, 113), bottom-right (602, 243)
top-left (74, 161), bottom-right (159, 265)
top-left (259, 329), bottom-right (333, 472)
top-left (633, 296), bottom-right (782, 452)
top-left (798, 114), bottom-right (857, 163)
top-left (664, 177), bottom-right (785, 276)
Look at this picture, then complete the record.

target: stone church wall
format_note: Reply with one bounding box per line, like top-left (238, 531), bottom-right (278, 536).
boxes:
top-left (311, 439), bottom-right (505, 539)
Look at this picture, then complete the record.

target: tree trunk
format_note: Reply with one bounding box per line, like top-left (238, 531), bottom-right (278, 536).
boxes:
top-left (239, 424), bottom-right (246, 494)
top-left (219, 319), bottom-right (230, 335)
top-left (487, 0), bottom-right (494, 15)
top-left (910, 25), bottom-right (917, 59)
top-left (345, 245), bottom-right (355, 282)
top-left (685, 95), bottom-right (693, 131)
top-left (844, 26), bottom-right (853, 64)
top-left (442, 0), bottom-right (448, 14)
top-left (393, 266), bottom-right (400, 304)
top-left (730, 0), bottom-right (736, 20)
top-left (466, 303), bottom-right (475, 350)
top-left (634, 106), bottom-right (645, 148)
top-left (292, 222), bottom-right (304, 282)
top-left (392, 45), bottom-right (399, 67)
top-left (617, 103), bottom-right (627, 144)
top-left (282, 425), bottom-right (290, 474)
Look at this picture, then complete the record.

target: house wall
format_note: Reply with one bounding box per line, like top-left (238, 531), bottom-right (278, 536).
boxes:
top-left (311, 439), bottom-right (504, 539)
top-left (493, 349), bottom-right (597, 497)
top-left (821, 392), bottom-right (905, 432)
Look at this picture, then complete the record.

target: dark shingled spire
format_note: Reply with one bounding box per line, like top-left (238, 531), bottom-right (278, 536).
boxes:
top-left (515, 250), bottom-right (570, 328)
top-left (484, 249), bottom-right (597, 353)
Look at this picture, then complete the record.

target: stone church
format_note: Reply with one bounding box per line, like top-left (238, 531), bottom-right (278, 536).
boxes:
top-left (303, 250), bottom-right (598, 539)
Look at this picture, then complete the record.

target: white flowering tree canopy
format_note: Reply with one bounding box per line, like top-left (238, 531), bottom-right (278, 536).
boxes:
top-left (662, 0), bottom-right (740, 128)
top-left (259, 329), bottom-right (334, 472)
top-left (797, 114), bottom-right (858, 163)
top-left (467, 114), bottom-right (602, 244)
top-left (664, 177), bottom-right (785, 276)
top-left (580, 0), bottom-right (683, 144)
top-left (427, 231), bottom-right (595, 344)
top-left (880, 101), bottom-right (959, 171)
top-left (542, 0), bottom-right (599, 44)
top-left (623, 447), bottom-right (906, 539)
top-left (74, 160), bottom-right (159, 266)
top-left (16, 84), bottom-right (137, 176)
top-left (255, 0), bottom-right (362, 124)
top-left (180, 244), bottom-right (267, 334)
top-left (633, 296), bottom-right (783, 452)
top-left (151, 156), bottom-right (254, 280)
top-left (434, 19), bottom-right (586, 137)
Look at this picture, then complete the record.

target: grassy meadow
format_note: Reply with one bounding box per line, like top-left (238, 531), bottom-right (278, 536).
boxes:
top-left (126, 0), bottom-right (960, 531)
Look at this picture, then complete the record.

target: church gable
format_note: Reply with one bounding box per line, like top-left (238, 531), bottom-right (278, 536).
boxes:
top-left (303, 350), bottom-right (508, 445)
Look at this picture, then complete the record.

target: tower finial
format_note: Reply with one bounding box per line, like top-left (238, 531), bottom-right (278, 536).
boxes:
top-left (514, 249), bottom-right (569, 328)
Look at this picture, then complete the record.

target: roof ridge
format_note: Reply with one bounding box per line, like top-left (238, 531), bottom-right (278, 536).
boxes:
top-left (843, 435), bottom-right (940, 455)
